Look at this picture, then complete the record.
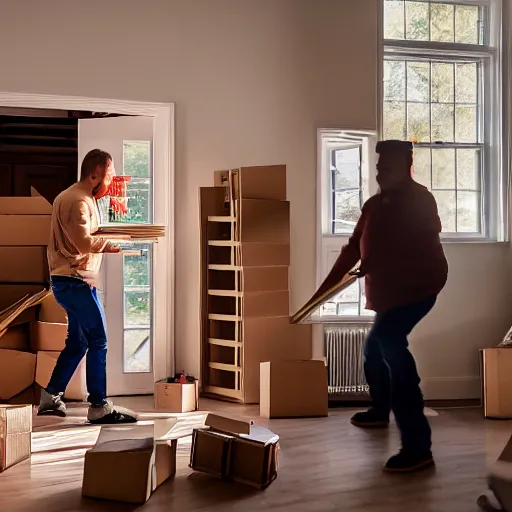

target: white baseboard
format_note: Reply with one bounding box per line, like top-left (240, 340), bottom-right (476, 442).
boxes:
top-left (421, 376), bottom-right (481, 401)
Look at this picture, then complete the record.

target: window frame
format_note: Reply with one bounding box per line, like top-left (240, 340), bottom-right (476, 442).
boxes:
top-left (382, 0), bottom-right (506, 242)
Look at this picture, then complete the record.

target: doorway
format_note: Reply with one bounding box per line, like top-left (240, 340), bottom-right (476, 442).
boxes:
top-left (0, 92), bottom-right (175, 396)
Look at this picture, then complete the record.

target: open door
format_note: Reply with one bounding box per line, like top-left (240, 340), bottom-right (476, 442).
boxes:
top-left (78, 116), bottom-right (157, 396)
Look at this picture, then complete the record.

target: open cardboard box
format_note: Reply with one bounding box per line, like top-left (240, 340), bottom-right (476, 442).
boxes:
top-left (190, 413), bottom-right (279, 489)
top-left (82, 419), bottom-right (184, 504)
top-left (154, 379), bottom-right (199, 413)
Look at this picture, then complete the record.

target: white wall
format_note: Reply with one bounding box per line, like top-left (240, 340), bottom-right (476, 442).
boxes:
top-left (0, 0), bottom-right (507, 399)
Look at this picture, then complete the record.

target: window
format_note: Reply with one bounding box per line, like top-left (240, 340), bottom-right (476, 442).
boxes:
top-left (317, 0), bottom-right (505, 321)
top-left (383, 0), bottom-right (504, 239)
top-left (98, 139), bottom-right (154, 374)
top-left (317, 130), bottom-right (377, 320)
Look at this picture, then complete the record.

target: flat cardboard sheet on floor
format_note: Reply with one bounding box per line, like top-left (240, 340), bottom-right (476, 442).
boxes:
top-left (190, 413), bottom-right (279, 489)
top-left (0, 350), bottom-right (36, 400)
top-left (260, 360), bottom-right (328, 418)
top-left (154, 380), bottom-right (198, 413)
top-left (0, 247), bottom-right (48, 283)
top-left (35, 351), bottom-right (86, 401)
top-left (82, 424), bottom-right (178, 504)
top-left (38, 293), bottom-right (67, 324)
top-left (30, 322), bottom-right (67, 352)
top-left (0, 405), bottom-right (32, 472)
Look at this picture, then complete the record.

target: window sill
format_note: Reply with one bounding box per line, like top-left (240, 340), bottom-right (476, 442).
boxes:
top-left (308, 315), bottom-right (374, 325)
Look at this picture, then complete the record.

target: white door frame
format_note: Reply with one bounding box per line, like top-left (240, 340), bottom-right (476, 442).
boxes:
top-left (0, 91), bottom-right (175, 384)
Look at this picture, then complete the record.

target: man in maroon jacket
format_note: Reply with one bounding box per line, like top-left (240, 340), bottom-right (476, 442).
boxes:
top-left (317, 140), bottom-right (448, 472)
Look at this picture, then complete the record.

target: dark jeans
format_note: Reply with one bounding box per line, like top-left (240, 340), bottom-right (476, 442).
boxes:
top-left (364, 295), bottom-right (436, 453)
top-left (46, 276), bottom-right (108, 407)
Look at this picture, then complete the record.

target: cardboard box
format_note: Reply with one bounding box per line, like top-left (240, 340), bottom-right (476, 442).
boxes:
top-left (481, 348), bottom-right (512, 419)
top-left (243, 291), bottom-right (289, 318)
top-left (38, 293), bottom-right (67, 324)
top-left (239, 199), bottom-right (290, 244)
top-left (82, 423), bottom-right (178, 504)
top-left (190, 413), bottom-right (279, 489)
top-left (239, 243), bottom-right (290, 267)
top-left (0, 247), bottom-right (48, 283)
top-left (0, 405), bottom-right (32, 472)
top-left (154, 380), bottom-right (198, 413)
top-left (0, 216), bottom-right (51, 246)
top-left (9, 307), bottom-right (37, 329)
top-left (260, 360), bottom-right (328, 419)
top-left (35, 351), bottom-right (86, 401)
top-left (2, 385), bottom-right (36, 406)
top-left (242, 317), bottom-right (312, 404)
top-left (30, 322), bottom-right (67, 352)
top-left (214, 165), bottom-right (287, 201)
top-left (0, 285), bottom-right (45, 312)
top-left (0, 350), bottom-right (36, 400)
top-left (242, 266), bottom-right (289, 292)
top-left (0, 325), bottom-right (30, 351)
top-left (0, 196), bottom-right (52, 215)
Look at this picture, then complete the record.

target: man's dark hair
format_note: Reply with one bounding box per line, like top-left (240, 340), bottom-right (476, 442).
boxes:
top-left (80, 149), bottom-right (112, 180)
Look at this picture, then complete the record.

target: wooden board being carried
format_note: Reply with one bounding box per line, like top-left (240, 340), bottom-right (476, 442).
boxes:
top-left (289, 266), bottom-right (359, 324)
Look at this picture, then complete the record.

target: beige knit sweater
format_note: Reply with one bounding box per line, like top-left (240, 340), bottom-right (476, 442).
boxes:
top-left (47, 182), bottom-right (110, 288)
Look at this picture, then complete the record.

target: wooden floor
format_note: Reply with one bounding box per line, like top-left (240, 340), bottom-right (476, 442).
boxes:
top-left (0, 397), bottom-right (510, 512)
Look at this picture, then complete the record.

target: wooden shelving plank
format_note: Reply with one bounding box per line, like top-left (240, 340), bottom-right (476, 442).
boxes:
top-left (208, 289), bottom-right (243, 297)
top-left (208, 240), bottom-right (240, 247)
top-left (208, 216), bottom-right (235, 222)
top-left (209, 338), bottom-right (242, 348)
top-left (208, 313), bottom-right (241, 322)
top-left (204, 386), bottom-right (242, 400)
top-left (209, 362), bottom-right (241, 372)
top-left (207, 264), bottom-right (242, 271)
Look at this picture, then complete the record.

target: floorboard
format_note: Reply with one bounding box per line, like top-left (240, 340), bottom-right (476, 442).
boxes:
top-left (0, 397), bottom-right (509, 512)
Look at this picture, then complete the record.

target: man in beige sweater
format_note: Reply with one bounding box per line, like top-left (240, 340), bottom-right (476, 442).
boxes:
top-left (38, 149), bottom-right (137, 424)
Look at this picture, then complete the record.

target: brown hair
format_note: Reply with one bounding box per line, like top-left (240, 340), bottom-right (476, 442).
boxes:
top-left (80, 149), bottom-right (112, 180)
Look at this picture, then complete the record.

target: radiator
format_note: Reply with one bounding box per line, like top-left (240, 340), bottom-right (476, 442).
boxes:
top-left (325, 325), bottom-right (371, 397)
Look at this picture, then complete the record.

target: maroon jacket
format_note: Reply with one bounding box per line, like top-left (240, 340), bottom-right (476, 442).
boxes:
top-left (337, 180), bottom-right (448, 313)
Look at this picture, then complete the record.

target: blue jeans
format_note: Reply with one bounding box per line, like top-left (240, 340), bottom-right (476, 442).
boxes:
top-left (364, 296), bottom-right (436, 452)
top-left (46, 276), bottom-right (108, 407)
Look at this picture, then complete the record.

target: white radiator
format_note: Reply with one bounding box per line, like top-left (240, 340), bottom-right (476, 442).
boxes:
top-left (325, 325), bottom-right (371, 397)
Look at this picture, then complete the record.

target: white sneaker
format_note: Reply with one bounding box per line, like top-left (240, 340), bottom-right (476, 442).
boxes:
top-left (38, 389), bottom-right (67, 417)
top-left (87, 400), bottom-right (138, 424)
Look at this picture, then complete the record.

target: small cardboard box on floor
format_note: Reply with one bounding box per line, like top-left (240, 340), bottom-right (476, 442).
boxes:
top-left (260, 360), bottom-right (328, 419)
top-left (154, 379), bottom-right (199, 413)
top-left (190, 413), bottom-right (279, 489)
top-left (480, 348), bottom-right (512, 419)
top-left (0, 349), bottom-right (36, 401)
top-left (82, 419), bottom-right (181, 504)
top-left (0, 404), bottom-right (32, 472)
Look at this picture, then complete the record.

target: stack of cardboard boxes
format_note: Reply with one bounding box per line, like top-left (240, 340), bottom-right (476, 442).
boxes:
top-left (0, 194), bottom-right (86, 405)
top-left (199, 166), bottom-right (313, 404)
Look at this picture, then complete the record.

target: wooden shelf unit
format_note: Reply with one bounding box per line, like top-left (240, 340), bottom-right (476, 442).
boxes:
top-left (199, 165), bottom-right (312, 404)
